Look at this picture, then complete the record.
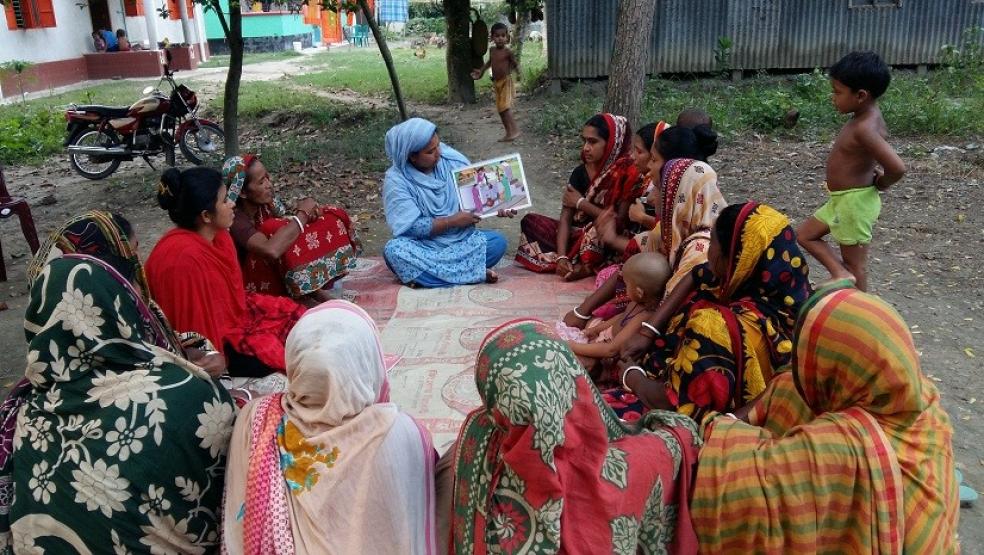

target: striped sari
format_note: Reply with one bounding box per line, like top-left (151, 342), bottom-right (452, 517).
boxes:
top-left (691, 282), bottom-right (959, 553)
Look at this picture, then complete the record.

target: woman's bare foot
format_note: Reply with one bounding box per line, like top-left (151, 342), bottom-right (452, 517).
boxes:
top-left (498, 132), bottom-right (521, 142)
top-left (563, 264), bottom-right (593, 282)
top-left (486, 269), bottom-right (499, 284)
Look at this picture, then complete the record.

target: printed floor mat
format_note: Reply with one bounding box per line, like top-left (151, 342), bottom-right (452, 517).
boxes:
top-left (345, 257), bottom-right (594, 452)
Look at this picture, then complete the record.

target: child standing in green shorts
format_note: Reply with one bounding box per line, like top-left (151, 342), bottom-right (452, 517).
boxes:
top-left (797, 51), bottom-right (906, 291)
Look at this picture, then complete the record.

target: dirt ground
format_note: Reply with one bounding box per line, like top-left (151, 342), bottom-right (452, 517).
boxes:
top-left (1, 81), bottom-right (982, 548)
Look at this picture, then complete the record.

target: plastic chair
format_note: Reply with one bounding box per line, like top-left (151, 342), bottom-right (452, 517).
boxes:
top-left (0, 164), bottom-right (41, 282)
top-left (355, 24), bottom-right (370, 47)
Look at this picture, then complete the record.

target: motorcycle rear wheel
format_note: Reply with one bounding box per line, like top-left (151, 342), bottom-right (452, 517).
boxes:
top-left (179, 121), bottom-right (225, 167)
top-left (69, 129), bottom-right (122, 180)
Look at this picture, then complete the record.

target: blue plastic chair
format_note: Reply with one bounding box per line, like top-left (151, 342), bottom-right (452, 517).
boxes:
top-left (354, 24), bottom-right (370, 47)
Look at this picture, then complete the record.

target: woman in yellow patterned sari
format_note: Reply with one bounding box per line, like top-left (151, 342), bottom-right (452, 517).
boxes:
top-left (691, 281), bottom-right (959, 553)
top-left (619, 202), bottom-right (810, 422)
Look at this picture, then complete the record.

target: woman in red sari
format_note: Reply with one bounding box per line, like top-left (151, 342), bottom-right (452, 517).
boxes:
top-left (515, 113), bottom-right (639, 280)
top-left (222, 155), bottom-right (361, 304)
top-left (146, 167), bottom-right (306, 376)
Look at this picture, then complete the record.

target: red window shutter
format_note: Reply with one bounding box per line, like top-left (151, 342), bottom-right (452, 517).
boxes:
top-left (4, 1), bottom-right (18, 30)
top-left (167, 0), bottom-right (180, 20)
top-left (124, 0), bottom-right (144, 17)
top-left (37, 0), bottom-right (55, 27)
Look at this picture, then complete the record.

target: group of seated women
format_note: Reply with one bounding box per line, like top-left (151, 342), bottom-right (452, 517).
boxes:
top-left (0, 113), bottom-right (959, 553)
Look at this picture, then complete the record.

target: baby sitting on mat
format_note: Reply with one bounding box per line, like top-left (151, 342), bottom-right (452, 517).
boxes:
top-left (559, 253), bottom-right (670, 379)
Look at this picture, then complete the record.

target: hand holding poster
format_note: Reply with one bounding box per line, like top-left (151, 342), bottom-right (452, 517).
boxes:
top-left (453, 153), bottom-right (532, 219)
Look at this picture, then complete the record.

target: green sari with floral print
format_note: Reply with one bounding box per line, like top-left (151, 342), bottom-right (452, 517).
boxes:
top-left (10, 255), bottom-right (236, 554)
top-left (447, 319), bottom-right (701, 555)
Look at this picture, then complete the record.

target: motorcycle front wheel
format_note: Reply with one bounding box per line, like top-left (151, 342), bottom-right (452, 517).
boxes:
top-left (179, 121), bottom-right (225, 167)
top-left (69, 129), bottom-right (122, 180)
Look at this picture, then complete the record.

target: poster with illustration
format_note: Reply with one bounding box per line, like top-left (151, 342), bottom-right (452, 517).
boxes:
top-left (453, 153), bottom-right (532, 218)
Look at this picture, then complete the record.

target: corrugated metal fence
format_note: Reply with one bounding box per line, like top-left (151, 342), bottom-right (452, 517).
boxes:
top-left (547, 0), bottom-right (984, 78)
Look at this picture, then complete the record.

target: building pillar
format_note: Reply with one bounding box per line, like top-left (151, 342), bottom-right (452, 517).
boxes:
top-left (177, 0), bottom-right (195, 45)
top-left (142, 0), bottom-right (159, 48)
top-left (194, 4), bottom-right (209, 61)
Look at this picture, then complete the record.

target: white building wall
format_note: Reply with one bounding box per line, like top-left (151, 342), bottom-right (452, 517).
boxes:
top-left (0, 0), bottom-right (194, 64)
top-left (0, 0), bottom-right (95, 63)
top-left (123, 16), bottom-right (187, 48)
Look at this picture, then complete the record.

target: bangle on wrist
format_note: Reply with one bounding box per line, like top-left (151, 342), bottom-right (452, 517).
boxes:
top-left (576, 197), bottom-right (585, 210)
top-left (556, 255), bottom-right (570, 262)
top-left (724, 412), bottom-right (738, 420)
top-left (572, 307), bottom-right (591, 320)
top-left (640, 321), bottom-right (661, 337)
top-left (291, 215), bottom-right (305, 232)
top-left (621, 366), bottom-right (646, 392)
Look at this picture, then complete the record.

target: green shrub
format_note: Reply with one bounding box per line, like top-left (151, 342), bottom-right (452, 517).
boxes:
top-left (408, 1), bottom-right (443, 19)
top-left (406, 17), bottom-right (445, 36)
top-left (533, 71), bottom-right (984, 142)
top-left (0, 108), bottom-right (63, 165)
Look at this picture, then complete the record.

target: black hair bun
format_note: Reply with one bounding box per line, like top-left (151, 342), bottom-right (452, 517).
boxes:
top-left (157, 168), bottom-right (182, 211)
top-left (693, 124), bottom-right (718, 159)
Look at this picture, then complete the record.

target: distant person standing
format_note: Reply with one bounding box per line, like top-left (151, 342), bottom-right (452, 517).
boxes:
top-left (471, 23), bottom-right (521, 142)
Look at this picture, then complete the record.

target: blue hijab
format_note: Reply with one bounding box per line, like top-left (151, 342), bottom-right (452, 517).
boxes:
top-left (383, 118), bottom-right (470, 236)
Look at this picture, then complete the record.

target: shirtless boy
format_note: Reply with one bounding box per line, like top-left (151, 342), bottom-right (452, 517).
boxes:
top-left (797, 51), bottom-right (906, 291)
top-left (471, 23), bottom-right (521, 142)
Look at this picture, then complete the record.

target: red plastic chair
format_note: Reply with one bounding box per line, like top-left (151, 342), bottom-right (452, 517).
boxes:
top-left (0, 163), bottom-right (40, 282)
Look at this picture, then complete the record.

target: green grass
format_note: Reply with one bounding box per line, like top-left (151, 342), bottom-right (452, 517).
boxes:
top-left (0, 80), bottom-right (165, 165)
top-left (298, 43), bottom-right (548, 103)
top-left (0, 76), bottom-right (395, 168)
top-left (197, 50), bottom-right (304, 69)
top-left (533, 68), bottom-right (984, 143)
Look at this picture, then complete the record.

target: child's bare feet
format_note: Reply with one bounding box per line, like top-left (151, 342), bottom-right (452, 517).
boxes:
top-left (498, 132), bottom-right (521, 142)
top-left (486, 269), bottom-right (499, 283)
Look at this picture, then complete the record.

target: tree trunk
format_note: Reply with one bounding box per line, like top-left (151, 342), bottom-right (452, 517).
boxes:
top-left (602, 0), bottom-right (657, 128)
top-left (444, 0), bottom-right (475, 104)
top-left (358, 0), bottom-right (407, 120)
top-left (510, 9), bottom-right (530, 67)
top-left (222, 1), bottom-right (244, 156)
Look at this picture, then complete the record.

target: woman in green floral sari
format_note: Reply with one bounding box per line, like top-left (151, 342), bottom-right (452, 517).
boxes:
top-left (444, 319), bottom-right (701, 554)
top-left (9, 253), bottom-right (236, 553)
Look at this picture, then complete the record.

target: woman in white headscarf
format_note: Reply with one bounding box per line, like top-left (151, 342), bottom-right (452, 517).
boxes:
top-left (382, 117), bottom-right (511, 288)
top-left (223, 301), bottom-right (437, 554)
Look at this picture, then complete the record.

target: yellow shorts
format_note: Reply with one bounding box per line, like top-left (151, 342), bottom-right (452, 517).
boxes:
top-left (814, 186), bottom-right (882, 246)
top-left (494, 76), bottom-right (514, 113)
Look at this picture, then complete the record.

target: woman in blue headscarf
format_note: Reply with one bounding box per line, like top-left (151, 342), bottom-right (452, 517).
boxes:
top-left (383, 118), bottom-right (510, 288)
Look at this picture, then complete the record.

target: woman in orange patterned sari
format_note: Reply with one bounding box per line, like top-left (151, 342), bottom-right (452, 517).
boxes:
top-left (691, 281), bottom-right (959, 553)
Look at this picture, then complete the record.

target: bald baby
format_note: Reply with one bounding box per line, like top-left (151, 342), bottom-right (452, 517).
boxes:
top-left (623, 253), bottom-right (671, 304)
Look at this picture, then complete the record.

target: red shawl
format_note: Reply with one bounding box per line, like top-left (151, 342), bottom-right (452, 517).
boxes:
top-left (146, 228), bottom-right (304, 371)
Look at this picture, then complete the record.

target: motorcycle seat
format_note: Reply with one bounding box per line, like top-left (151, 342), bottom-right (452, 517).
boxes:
top-left (73, 105), bottom-right (131, 118)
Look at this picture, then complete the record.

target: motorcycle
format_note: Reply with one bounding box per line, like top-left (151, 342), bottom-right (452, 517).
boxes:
top-left (64, 52), bottom-right (224, 180)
